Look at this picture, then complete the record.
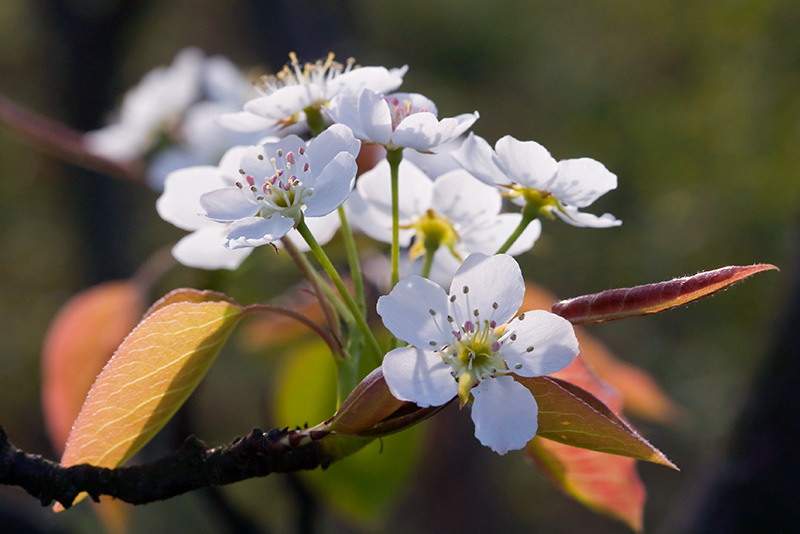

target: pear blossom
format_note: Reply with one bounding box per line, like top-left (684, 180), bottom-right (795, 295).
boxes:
top-left (198, 124), bottom-right (359, 249)
top-left (156, 144), bottom-right (341, 270)
top-left (327, 88), bottom-right (479, 151)
top-left (377, 253), bottom-right (580, 454)
top-left (86, 48), bottom-right (262, 189)
top-left (452, 133), bottom-right (621, 228)
top-left (220, 52), bottom-right (408, 134)
top-left (347, 159), bottom-right (540, 275)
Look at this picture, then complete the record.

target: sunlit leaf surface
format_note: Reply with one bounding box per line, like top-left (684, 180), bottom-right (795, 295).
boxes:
top-left (41, 281), bottom-right (145, 454)
top-left (57, 289), bottom-right (243, 508)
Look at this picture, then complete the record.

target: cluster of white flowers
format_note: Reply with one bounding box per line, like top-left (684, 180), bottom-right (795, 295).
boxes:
top-left (121, 51), bottom-right (623, 454)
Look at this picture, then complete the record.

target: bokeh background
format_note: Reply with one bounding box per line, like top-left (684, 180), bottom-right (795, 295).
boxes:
top-left (0, 1), bottom-right (797, 533)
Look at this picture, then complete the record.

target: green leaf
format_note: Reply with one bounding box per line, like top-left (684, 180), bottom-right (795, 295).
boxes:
top-left (273, 341), bottom-right (424, 525)
top-left (551, 264), bottom-right (778, 324)
top-left (57, 289), bottom-right (244, 508)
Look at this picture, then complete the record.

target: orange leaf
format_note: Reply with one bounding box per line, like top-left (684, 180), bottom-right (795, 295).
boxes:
top-left (57, 289), bottom-right (243, 509)
top-left (525, 356), bottom-right (654, 531)
top-left (576, 332), bottom-right (681, 423)
top-left (41, 281), bottom-right (145, 453)
top-left (528, 437), bottom-right (646, 532)
top-left (551, 264), bottom-right (778, 325)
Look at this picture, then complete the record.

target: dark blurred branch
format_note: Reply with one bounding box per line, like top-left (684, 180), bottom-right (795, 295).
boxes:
top-left (0, 426), bottom-right (329, 509)
top-left (0, 94), bottom-right (143, 183)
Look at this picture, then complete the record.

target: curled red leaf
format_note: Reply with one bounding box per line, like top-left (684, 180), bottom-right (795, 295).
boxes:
top-left (552, 264), bottom-right (778, 325)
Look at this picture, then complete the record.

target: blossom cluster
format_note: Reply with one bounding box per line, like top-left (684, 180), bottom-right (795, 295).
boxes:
top-left (117, 50), bottom-right (624, 454)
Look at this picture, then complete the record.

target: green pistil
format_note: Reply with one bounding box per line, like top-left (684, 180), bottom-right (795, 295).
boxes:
top-left (518, 187), bottom-right (560, 220)
top-left (409, 209), bottom-right (460, 262)
top-left (304, 105), bottom-right (327, 137)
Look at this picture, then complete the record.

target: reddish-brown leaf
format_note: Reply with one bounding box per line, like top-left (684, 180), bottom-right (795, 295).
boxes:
top-left (519, 376), bottom-right (675, 468)
top-left (523, 282), bottom-right (681, 423)
top-left (329, 368), bottom-right (407, 435)
top-left (56, 289), bottom-right (243, 509)
top-left (551, 264), bottom-right (778, 325)
top-left (41, 281), bottom-right (146, 453)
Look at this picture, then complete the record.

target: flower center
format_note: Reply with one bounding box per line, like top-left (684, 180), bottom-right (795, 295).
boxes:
top-left (505, 186), bottom-right (562, 220)
top-left (236, 145), bottom-right (313, 221)
top-left (406, 209), bottom-right (460, 261)
top-left (425, 285), bottom-right (528, 407)
top-left (258, 52), bottom-right (356, 95)
top-left (385, 97), bottom-right (428, 131)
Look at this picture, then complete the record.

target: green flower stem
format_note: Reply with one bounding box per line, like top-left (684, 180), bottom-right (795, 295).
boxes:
top-left (280, 236), bottom-right (343, 349)
top-left (386, 148), bottom-right (404, 287)
top-left (338, 206), bottom-right (366, 313)
top-left (296, 218), bottom-right (383, 364)
top-left (304, 105), bottom-right (327, 137)
top-left (337, 328), bottom-right (363, 407)
top-left (496, 204), bottom-right (538, 255)
top-left (421, 248), bottom-right (436, 279)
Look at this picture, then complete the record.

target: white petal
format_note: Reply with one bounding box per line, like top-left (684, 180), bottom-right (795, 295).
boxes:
top-left (147, 148), bottom-right (202, 191)
top-left (503, 310), bottom-right (579, 377)
top-left (358, 89), bottom-right (393, 145)
top-left (325, 66), bottom-right (406, 99)
top-left (450, 132), bottom-right (507, 186)
top-left (392, 112), bottom-right (478, 151)
top-left (402, 144), bottom-right (461, 178)
top-left (157, 166), bottom-right (228, 230)
top-left (304, 152), bottom-right (357, 217)
top-left (356, 159), bottom-right (433, 222)
top-left (448, 254), bottom-right (524, 326)
top-left (471, 375), bottom-right (539, 455)
top-left (218, 110), bottom-right (275, 133)
top-left (225, 215), bottom-right (294, 248)
top-left (433, 170), bottom-right (501, 222)
top-left (552, 158), bottom-right (618, 208)
top-left (458, 214), bottom-right (541, 257)
top-left (325, 95), bottom-right (371, 140)
top-left (217, 145), bottom-right (252, 182)
top-left (377, 275), bottom-right (451, 349)
top-left (306, 123), bottom-right (361, 172)
top-left (200, 187), bottom-right (259, 222)
top-left (382, 347), bottom-right (457, 407)
top-left (494, 135), bottom-right (558, 189)
top-left (345, 188), bottom-right (403, 244)
top-left (172, 226), bottom-right (252, 270)
top-left (553, 206), bottom-right (622, 228)
top-left (244, 84), bottom-right (322, 121)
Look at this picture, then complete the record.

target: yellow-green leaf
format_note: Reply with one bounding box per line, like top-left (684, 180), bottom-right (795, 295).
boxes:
top-left (57, 290), bottom-right (243, 508)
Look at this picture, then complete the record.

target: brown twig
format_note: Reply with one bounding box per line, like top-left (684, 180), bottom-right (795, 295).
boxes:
top-left (0, 425), bottom-right (329, 509)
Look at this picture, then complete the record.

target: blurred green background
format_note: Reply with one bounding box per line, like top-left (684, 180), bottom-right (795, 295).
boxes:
top-left (0, 0), bottom-right (796, 532)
